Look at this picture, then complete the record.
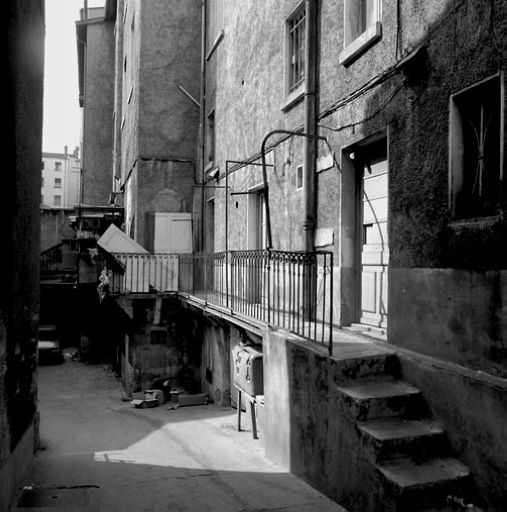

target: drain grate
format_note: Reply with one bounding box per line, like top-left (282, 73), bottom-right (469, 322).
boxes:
top-left (18, 488), bottom-right (90, 508)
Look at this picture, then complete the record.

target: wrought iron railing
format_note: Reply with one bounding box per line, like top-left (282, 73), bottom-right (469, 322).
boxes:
top-left (180, 250), bottom-right (334, 353)
top-left (101, 250), bottom-right (334, 353)
top-left (41, 244), bottom-right (78, 278)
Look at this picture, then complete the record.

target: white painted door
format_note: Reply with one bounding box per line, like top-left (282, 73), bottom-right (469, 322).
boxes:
top-left (360, 157), bottom-right (388, 328)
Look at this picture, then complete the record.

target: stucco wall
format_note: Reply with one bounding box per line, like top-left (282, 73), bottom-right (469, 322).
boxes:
top-left (1, 0), bottom-right (44, 508)
top-left (119, 0), bottom-right (201, 246)
top-left (202, 0), bottom-right (507, 372)
top-left (83, 20), bottom-right (115, 206)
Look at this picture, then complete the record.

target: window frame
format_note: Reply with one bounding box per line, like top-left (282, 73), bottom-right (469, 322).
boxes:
top-left (54, 195), bottom-right (61, 207)
top-left (449, 72), bottom-right (504, 221)
top-left (282, 2), bottom-right (306, 111)
top-left (54, 177), bottom-right (62, 189)
top-left (339, 0), bottom-right (382, 66)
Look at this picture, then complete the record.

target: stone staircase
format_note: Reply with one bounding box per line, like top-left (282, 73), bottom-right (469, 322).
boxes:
top-left (335, 353), bottom-right (483, 512)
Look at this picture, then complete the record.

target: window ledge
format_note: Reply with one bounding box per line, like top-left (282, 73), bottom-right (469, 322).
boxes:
top-left (449, 213), bottom-right (503, 228)
top-left (280, 84), bottom-right (305, 112)
top-left (339, 22), bottom-right (382, 66)
top-left (206, 30), bottom-right (224, 61)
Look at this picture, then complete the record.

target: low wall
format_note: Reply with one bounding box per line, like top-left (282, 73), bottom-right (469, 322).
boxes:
top-left (263, 330), bottom-right (380, 511)
top-left (397, 349), bottom-right (507, 512)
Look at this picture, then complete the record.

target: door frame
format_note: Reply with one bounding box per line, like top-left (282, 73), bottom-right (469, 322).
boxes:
top-left (339, 129), bottom-right (389, 328)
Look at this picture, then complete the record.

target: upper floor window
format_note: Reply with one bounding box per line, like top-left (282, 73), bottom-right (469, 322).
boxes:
top-left (54, 195), bottom-right (61, 206)
top-left (296, 164), bottom-right (304, 190)
top-left (206, 109), bottom-right (216, 166)
top-left (54, 178), bottom-right (62, 189)
top-left (340, 0), bottom-right (382, 66)
top-left (287, 4), bottom-right (306, 94)
top-left (54, 161), bottom-right (62, 171)
top-left (450, 74), bottom-right (503, 220)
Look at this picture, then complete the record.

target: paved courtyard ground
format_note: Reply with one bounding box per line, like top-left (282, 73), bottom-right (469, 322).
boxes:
top-left (13, 353), bottom-right (347, 512)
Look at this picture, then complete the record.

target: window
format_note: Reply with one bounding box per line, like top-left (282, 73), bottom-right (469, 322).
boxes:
top-left (54, 178), bottom-right (62, 188)
top-left (256, 190), bottom-right (267, 249)
top-left (54, 195), bottom-right (61, 206)
top-left (41, 177), bottom-right (44, 188)
top-left (41, 160), bottom-right (45, 169)
top-left (296, 164), bottom-right (304, 189)
top-left (206, 109), bottom-right (215, 165)
top-left (450, 74), bottom-right (503, 219)
top-left (287, 4), bottom-right (306, 94)
top-left (41, 195), bottom-right (44, 204)
top-left (54, 161), bottom-right (62, 171)
top-left (340, 0), bottom-right (381, 66)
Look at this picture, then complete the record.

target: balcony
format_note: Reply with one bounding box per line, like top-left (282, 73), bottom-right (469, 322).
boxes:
top-left (100, 250), bottom-right (334, 354)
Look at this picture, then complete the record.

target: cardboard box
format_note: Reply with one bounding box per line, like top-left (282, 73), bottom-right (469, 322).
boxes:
top-left (178, 393), bottom-right (208, 407)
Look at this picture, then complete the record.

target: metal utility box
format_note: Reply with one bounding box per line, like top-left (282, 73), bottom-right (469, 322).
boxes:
top-left (232, 345), bottom-right (263, 396)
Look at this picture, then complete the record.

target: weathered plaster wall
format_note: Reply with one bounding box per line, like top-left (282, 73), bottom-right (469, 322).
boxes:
top-left (316, 0), bottom-right (507, 372)
top-left (1, 0), bottom-right (44, 508)
top-left (398, 351), bottom-right (507, 512)
top-left (120, 0), bottom-right (140, 181)
top-left (138, 0), bottom-right (201, 160)
top-left (83, 21), bottom-right (115, 206)
top-left (120, 0), bottom-right (201, 246)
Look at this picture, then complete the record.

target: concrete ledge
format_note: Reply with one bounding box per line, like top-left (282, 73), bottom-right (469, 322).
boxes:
top-left (0, 420), bottom-right (36, 512)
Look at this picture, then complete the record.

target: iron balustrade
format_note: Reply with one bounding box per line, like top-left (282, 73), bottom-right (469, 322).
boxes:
top-left (100, 250), bottom-right (334, 354)
top-left (182, 250), bottom-right (334, 353)
top-left (40, 245), bottom-right (78, 278)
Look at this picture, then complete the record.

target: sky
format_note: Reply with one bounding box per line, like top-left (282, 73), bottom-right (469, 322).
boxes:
top-left (43, 0), bottom-right (104, 153)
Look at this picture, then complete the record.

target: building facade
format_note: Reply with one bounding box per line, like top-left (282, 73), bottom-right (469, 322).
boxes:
top-left (1, 0), bottom-right (45, 509)
top-left (78, 1), bottom-right (507, 511)
top-left (41, 147), bottom-right (81, 209)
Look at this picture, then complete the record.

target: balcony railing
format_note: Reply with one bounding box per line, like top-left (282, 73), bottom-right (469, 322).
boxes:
top-left (102, 250), bottom-right (334, 354)
top-left (180, 250), bottom-right (334, 353)
top-left (105, 253), bottom-right (179, 294)
top-left (41, 244), bottom-right (78, 279)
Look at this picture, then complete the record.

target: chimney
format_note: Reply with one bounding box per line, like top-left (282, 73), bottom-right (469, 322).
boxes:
top-left (64, 145), bottom-right (68, 155)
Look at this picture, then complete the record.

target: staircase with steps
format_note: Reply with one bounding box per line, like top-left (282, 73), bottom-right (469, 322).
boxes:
top-left (335, 357), bottom-right (484, 512)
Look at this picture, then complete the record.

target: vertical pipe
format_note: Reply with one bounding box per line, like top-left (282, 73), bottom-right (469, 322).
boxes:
top-left (303, 0), bottom-right (317, 253)
top-left (199, 0), bottom-right (207, 252)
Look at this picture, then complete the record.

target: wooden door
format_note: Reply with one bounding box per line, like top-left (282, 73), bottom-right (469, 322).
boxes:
top-left (360, 156), bottom-right (388, 328)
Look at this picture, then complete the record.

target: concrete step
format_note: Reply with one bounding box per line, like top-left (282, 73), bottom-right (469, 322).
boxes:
top-left (332, 350), bottom-right (398, 384)
top-left (378, 457), bottom-right (471, 511)
top-left (358, 417), bottom-right (449, 462)
top-left (337, 380), bottom-right (426, 420)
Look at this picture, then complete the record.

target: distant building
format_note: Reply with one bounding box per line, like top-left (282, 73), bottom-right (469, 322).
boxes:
top-left (41, 147), bottom-right (81, 209)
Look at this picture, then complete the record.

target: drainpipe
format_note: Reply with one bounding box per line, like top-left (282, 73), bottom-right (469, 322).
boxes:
top-left (303, 0), bottom-right (317, 253)
top-left (199, 0), bottom-right (207, 253)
